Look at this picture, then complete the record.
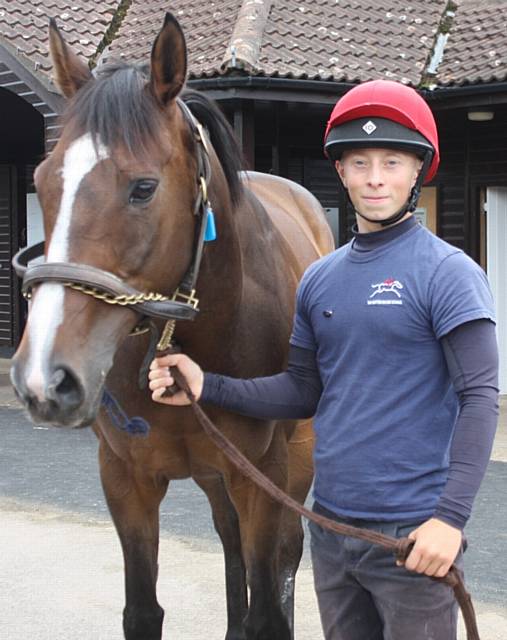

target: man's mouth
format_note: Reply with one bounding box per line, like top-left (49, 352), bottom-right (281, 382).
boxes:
top-left (362, 195), bottom-right (389, 202)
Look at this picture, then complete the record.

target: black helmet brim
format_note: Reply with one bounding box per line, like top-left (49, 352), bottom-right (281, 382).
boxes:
top-left (324, 117), bottom-right (434, 162)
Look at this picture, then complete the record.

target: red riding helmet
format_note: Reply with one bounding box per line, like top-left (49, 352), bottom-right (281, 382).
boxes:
top-left (324, 80), bottom-right (439, 183)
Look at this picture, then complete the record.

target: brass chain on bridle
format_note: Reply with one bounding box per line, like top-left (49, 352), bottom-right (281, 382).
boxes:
top-left (63, 285), bottom-right (198, 339)
top-left (24, 284), bottom-right (169, 305)
top-left (22, 282), bottom-right (198, 338)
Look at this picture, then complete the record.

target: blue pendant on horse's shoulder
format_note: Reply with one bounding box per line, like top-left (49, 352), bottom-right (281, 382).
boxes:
top-left (101, 387), bottom-right (150, 437)
top-left (204, 206), bottom-right (217, 242)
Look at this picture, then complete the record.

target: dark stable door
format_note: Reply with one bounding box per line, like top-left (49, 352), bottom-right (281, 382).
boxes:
top-left (0, 165), bottom-right (16, 346)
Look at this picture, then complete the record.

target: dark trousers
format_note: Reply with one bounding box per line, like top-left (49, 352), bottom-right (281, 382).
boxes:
top-left (309, 503), bottom-right (463, 640)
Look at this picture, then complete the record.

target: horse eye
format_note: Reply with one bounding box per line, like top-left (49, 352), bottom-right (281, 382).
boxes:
top-left (129, 179), bottom-right (159, 204)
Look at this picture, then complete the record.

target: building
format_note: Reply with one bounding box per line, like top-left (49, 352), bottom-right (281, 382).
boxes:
top-left (1, 0), bottom-right (506, 391)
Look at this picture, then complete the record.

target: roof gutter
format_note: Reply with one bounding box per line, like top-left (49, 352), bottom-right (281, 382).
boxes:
top-left (422, 82), bottom-right (507, 101)
top-left (190, 74), bottom-right (507, 107)
top-left (188, 75), bottom-right (355, 96)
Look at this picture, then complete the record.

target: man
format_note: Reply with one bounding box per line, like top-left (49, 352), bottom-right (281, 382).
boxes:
top-left (149, 80), bottom-right (499, 640)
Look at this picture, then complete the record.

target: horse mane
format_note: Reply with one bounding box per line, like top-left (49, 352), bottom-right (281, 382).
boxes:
top-left (62, 62), bottom-right (243, 205)
top-left (181, 89), bottom-right (244, 206)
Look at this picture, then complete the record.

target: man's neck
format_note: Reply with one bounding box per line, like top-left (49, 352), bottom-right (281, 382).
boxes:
top-left (355, 211), bottom-right (413, 234)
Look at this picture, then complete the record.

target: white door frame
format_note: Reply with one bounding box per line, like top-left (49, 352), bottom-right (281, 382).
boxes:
top-left (486, 187), bottom-right (507, 395)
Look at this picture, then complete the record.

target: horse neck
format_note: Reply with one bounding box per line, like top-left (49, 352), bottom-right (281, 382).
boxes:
top-left (175, 153), bottom-right (244, 342)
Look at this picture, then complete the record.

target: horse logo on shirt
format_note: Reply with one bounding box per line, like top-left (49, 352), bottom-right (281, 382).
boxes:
top-left (367, 278), bottom-right (404, 305)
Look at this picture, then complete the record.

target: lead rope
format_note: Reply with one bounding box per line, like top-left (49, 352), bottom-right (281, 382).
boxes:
top-left (163, 362), bottom-right (481, 640)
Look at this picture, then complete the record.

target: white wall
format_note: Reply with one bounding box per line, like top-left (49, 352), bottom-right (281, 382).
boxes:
top-left (26, 193), bottom-right (44, 246)
top-left (486, 187), bottom-right (507, 395)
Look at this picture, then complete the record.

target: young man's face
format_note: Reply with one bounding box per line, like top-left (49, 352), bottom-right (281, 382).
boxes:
top-left (335, 148), bottom-right (423, 232)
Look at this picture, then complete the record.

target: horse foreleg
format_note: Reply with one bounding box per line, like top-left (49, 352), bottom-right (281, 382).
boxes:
top-left (227, 465), bottom-right (293, 640)
top-left (278, 420), bottom-right (314, 633)
top-left (277, 508), bottom-right (305, 634)
top-left (194, 474), bottom-right (248, 640)
top-left (99, 439), bottom-right (167, 640)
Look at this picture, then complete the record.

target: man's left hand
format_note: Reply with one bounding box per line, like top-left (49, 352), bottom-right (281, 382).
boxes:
top-left (398, 518), bottom-right (462, 578)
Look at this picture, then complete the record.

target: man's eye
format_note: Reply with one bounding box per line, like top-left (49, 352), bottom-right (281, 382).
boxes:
top-left (129, 179), bottom-right (159, 204)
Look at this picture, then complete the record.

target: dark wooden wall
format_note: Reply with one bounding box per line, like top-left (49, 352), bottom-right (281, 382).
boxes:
top-left (2, 89), bottom-right (505, 349)
top-left (0, 86), bottom-right (45, 347)
top-left (243, 98), bottom-right (507, 261)
top-left (434, 105), bottom-right (507, 259)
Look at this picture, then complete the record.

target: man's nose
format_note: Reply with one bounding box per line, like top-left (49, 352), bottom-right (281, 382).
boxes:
top-left (367, 165), bottom-right (384, 186)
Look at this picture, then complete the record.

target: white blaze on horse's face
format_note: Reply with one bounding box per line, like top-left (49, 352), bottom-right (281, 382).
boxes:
top-left (26, 133), bottom-right (109, 401)
top-left (48, 133), bottom-right (109, 261)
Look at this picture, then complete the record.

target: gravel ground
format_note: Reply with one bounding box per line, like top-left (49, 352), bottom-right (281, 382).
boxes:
top-left (1, 503), bottom-right (505, 640)
top-left (0, 373), bottom-right (505, 639)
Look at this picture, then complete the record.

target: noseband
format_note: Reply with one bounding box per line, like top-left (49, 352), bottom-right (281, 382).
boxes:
top-left (12, 99), bottom-right (213, 327)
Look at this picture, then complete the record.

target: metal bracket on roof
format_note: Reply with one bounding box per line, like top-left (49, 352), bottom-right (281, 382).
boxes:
top-left (421, 2), bottom-right (457, 85)
top-left (221, 0), bottom-right (274, 74)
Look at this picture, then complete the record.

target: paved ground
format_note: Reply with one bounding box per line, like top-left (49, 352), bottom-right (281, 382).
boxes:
top-left (0, 359), bottom-right (505, 639)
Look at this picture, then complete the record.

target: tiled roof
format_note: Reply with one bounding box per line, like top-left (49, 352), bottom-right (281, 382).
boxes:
top-left (255, 1), bottom-right (445, 84)
top-left (437, 0), bottom-right (507, 85)
top-left (105, 0), bottom-right (242, 78)
top-left (107, 0), bottom-right (446, 86)
top-left (0, 0), bottom-right (118, 78)
top-left (1, 0), bottom-right (507, 91)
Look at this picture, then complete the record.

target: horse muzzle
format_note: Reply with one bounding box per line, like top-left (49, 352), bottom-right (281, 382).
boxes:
top-left (11, 360), bottom-right (99, 428)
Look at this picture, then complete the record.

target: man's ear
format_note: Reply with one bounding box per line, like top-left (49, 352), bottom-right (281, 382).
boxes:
top-left (335, 160), bottom-right (347, 187)
top-left (412, 158), bottom-right (424, 187)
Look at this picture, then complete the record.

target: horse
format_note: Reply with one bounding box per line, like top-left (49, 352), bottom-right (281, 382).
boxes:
top-left (11, 13), bottom-right (334, 640)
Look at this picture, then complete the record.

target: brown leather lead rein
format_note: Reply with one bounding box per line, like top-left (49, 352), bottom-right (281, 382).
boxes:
top-left (167, 365), bottom-right (481, 640)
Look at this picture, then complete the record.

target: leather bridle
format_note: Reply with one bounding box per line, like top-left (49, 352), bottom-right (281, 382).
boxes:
top-left (12, 99), bottom-right (212, 330)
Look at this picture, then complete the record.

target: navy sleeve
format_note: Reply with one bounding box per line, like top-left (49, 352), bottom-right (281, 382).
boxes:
top-left (429, 252), bottom-right (495, 339)
top-left (200, 345), bottom-right (322, 420)
top-left (434, 319), bottom-right (499, 530)
top-left (290, 266), bottom-right (318, 351)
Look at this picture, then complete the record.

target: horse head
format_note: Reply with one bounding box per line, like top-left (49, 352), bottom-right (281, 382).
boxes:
top-left (11, 13), bottom-right (237, 427)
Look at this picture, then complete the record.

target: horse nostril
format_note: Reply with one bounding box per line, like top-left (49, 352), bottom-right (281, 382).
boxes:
top-left (46, 367), bottom-right (83, 411)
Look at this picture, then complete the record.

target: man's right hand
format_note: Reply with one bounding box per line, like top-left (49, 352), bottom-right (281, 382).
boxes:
top-left (148, 353), bottom-right (204, 406)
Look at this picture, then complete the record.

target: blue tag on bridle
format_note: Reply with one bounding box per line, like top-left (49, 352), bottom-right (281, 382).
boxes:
top-left (204, 206), bottom-right (217, 242)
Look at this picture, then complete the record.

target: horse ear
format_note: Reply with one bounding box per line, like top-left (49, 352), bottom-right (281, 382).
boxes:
top-left (49, 18), bottom-right (92, 98)
top-left (150, 13), bottom-right (187, 106)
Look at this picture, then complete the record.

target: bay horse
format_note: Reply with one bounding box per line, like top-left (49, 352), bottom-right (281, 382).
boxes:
top-left (11, 13), bottom-right (334, 640)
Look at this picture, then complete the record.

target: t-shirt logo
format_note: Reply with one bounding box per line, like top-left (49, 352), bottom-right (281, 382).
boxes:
top-left (367, 278), bottom-right (404, 305)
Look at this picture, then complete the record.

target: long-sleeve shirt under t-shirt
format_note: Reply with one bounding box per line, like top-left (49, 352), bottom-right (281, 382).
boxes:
top-left (201, 216), bottom-right (499, 530)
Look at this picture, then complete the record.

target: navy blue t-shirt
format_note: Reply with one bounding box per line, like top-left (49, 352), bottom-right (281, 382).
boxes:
top-left (291, 222), bottom-right (495, 522)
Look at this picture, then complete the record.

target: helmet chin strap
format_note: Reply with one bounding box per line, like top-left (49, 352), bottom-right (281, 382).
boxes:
top-left (346, 153), bottom-right (432, 229)
top-left (354, 186), bottom-right (417, 228)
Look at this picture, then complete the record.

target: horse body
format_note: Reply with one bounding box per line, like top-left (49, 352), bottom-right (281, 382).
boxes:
top-left (99, 167), bottom-right (326, 479)
top-left (11, 14), bottom-right (333, 640)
